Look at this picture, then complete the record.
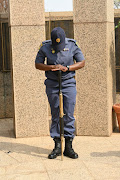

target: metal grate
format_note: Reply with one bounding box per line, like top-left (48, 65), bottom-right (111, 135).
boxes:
top-left (45, 20), bottom-right (74, 40)
top-left (0, 22), bottom-right (10, 72)
top-left (115, 17), bottom-right (120, 93)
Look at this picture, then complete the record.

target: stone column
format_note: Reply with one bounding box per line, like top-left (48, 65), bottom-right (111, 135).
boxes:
top-left (9, 0), bottom-right (49, 137)
top-left (73, 0), bottom-right (116, 136)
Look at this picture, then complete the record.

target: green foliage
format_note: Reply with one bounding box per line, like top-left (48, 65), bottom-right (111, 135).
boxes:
top-left (115, 21), bottom-right (120, 29)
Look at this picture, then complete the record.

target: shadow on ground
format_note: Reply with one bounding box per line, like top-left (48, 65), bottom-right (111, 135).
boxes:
top-left (0, 142), bottom-right (51, 159)
top-left (91, 151), bottom-right (120, 158)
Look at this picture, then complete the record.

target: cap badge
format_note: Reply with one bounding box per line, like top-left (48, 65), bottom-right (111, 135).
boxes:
top-left (56, 38), bottom-right (60, 43)
top-left (51, 49), bottom-right (55, 54)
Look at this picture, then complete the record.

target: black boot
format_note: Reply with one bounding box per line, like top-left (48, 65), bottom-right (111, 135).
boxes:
top-left (48, 138), bottom-right (61, 159)
top-left (64, 137), bottom-right (78, 159)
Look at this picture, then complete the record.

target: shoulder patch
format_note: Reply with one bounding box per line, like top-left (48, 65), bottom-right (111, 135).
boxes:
top-left (38, 43), bottom-right (43, 50)
top-left (75, 41), bottom-right (80, 48)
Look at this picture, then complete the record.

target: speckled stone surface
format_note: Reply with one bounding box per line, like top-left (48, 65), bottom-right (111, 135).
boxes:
top-left (9, 0), bottom-right (45, 26)
top-left (73, 0), bottom-right (116, 136)
top-left (116, 94), bottom-right (120, 103)
top-left (4, 72), bottom-right (13, 118)
top-left (73, 0), bottom-right (114, 23)
top-left (0, 73), bottom-right (4, 118)
top-left (10, 26), bottom-right (48, 137)
top-left (0, 97), bottom-right (4, 118)
top-left (9, 0), bottom-right (47, 137)
top-left (0, 72), bottom-right (13, 118)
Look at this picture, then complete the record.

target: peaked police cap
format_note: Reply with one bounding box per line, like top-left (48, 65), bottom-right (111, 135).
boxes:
top-left (51, 27), bottom-right (66, 52)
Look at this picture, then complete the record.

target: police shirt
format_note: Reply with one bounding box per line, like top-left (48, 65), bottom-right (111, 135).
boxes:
top-left (35, 38), bottom-right (85, 81)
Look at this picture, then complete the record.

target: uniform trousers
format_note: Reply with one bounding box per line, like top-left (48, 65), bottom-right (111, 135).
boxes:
top-left (45, 77), bottom-right (76, 138)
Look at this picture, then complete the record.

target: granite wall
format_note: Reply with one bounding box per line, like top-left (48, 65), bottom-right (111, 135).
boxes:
top-left (0, 72), bottom-right (13, 118)
top-left (1, 8), bottom-right (120, 136)
top-left (73, 0), bottom-right (116, 136)
top-left (9, 0), bottom-right (49, 137)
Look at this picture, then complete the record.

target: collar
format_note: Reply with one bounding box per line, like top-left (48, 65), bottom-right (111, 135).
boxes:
top-left (65, 38), bottom-right (69, 45)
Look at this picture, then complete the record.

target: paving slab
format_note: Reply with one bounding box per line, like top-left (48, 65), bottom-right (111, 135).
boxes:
top-left (83, 161), bottom-right (120, 180)
top-left (0, 118), bottom-right (120, 180)
top-left (0, 172), bottom-right (49, 180)
top-left (0, 151), bottom-right (18, 167)
top-left (47, 168), bottom-right (94, 180)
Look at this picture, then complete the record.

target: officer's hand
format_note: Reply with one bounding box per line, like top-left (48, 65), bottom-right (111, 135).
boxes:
top-left (52, 65), bottom-right (68, 72)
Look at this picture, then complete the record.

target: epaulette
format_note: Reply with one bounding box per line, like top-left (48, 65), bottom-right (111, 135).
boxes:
top-left (39, 40), bottom-right (51, 49)
top-left (67, 38), bottom-right (79, 48)
top-left (42, 40), bottom-right (51, 45)
top-left (67, 38), bottom-right (76, 43)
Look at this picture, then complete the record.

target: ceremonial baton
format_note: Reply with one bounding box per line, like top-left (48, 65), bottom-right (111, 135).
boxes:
top-left (58, 70), bottom-right (64, 161)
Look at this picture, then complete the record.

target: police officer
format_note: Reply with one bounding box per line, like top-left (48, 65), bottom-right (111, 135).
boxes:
top-left (35, 27), bottom-right (85, 159)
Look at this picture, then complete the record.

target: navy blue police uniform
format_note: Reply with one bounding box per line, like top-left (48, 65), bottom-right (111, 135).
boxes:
top-left (35, 27), bottom-right (85, 159)
top-left (35, 38), bottom-right (84, 138)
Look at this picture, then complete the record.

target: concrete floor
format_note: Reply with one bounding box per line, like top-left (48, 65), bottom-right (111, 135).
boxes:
top-left (0, 118), bottom-right (120, 180)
